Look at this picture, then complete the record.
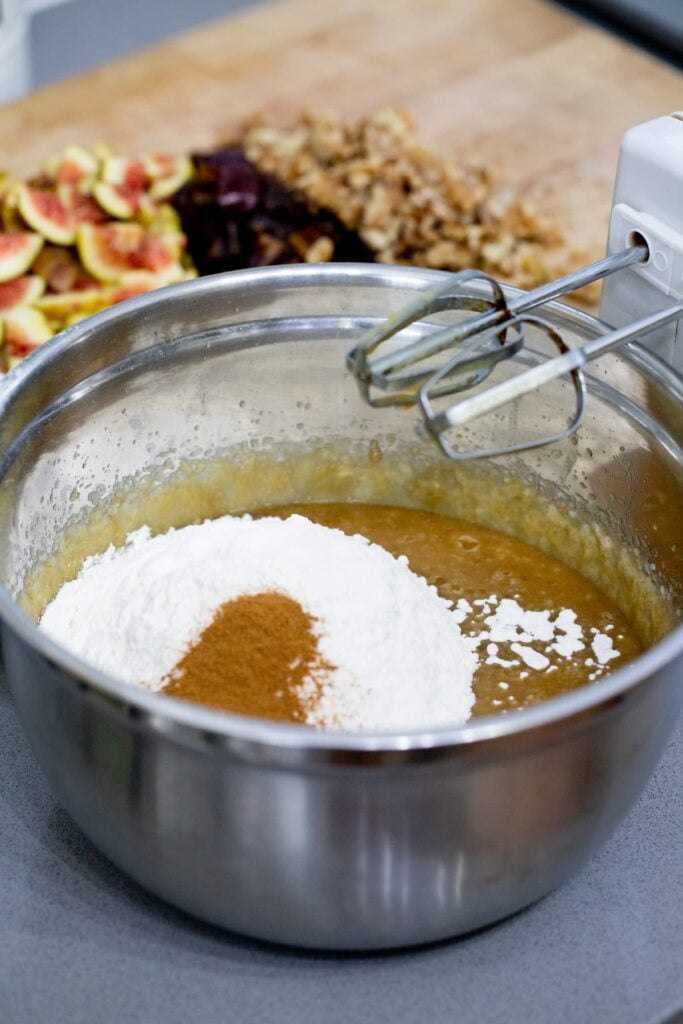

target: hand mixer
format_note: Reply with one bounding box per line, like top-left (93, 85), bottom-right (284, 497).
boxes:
top-left (346, 113), bottom-right (683, 460)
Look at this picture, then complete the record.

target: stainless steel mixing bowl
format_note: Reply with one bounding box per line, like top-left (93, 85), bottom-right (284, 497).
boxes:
top-left (0, 264), bottom-right (681, 950)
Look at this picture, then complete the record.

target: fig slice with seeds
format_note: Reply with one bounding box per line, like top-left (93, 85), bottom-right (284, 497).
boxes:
top-left (143, 153), bottom-right (180, 179)
top-left (45, 145), bottom-right (99, 188)
top-left (77, 223), bottom-right (182, 283)
top-left (58, 185), bottom-right (109, 226)
top-left (92, 180), bottom-right (139, 220)
top-left (95, 157), bottom-right (148, 220)
top-left (100, 156), bottom-right (147, 189)
top-left (0, 275), bottom-right (45, 311)
top-left (16, 185), bottom-right (76, 245)
top-left (148, 155), bottom-right (193, 200)
top-left (0, 232), bottom-right (44, 282)
top-left (2, 307), bottom-right (53, 359)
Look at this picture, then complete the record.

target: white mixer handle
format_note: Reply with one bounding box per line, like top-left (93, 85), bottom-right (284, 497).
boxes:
top-left (601, 112), bottom-right (683, 373)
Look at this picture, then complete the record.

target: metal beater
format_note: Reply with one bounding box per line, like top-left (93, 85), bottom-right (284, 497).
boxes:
top-left (347, 113), bottom-right (683, 460)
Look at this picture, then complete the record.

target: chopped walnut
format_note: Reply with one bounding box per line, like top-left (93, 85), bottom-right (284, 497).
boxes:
top-left (305, 236), bottom-right (335, 263)
top-left (241, 108), bottom-right (592, 298)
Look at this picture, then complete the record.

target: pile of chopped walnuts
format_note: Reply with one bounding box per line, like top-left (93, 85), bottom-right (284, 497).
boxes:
top-left (241, 107), bottom-right (578, 292)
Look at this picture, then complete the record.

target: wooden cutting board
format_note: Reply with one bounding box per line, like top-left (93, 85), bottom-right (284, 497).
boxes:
top-left (0, 0), bottom-right (680, 261)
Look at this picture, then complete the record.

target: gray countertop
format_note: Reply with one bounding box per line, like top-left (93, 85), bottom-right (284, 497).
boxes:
top-left (1, 662), bottom-right (681, 1024)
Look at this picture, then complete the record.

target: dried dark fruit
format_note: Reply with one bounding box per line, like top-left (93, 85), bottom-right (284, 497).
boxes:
top-left (172, 147), bottom-right (373, 276)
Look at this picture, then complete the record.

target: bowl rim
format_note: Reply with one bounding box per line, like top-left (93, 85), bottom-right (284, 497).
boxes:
top-left (0, 262), bottom-right (681, 754)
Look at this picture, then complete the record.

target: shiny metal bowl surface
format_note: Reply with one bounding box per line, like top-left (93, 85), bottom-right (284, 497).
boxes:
top-left (0, 264), bottom-right (681, 949)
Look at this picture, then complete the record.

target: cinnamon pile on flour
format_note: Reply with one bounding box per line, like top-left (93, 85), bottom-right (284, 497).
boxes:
top-left (40, 514), bottom-right (478, 731)
top-left (164, 591), bottom-right (332, 722)
top-left (38, 512), bottom-right (622, 730)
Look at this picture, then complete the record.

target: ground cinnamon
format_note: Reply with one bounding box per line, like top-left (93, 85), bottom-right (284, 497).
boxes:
top-left (164, 591), bottom-right (332, 722)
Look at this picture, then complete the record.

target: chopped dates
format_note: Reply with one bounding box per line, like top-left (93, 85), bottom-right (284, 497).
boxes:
top-left (172, 147), bottom-right (373, 275)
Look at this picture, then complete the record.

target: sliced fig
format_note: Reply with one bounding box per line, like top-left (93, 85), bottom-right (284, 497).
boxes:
top-left (138, 200), bottom-right (182, 234)
top-left (144, 153), bottom-right (178, 179)
top-left (76, 223), bottom-right (142, 282)
top-left (16, 185), bottom-right (76, 245)
top-left (95, 157), bottom-right (147, 219)
top-left (100, 156), bottom-right (147, 191)
top-left (32, 245), bottom-right (94, 293)
top-left (107, 279), bottom-right (160, 304)
top-left (3, 307), bottom-right (53, 359)
top-left (77, 223), bottom-right (182, 283)
top-left (146, 235), bottom-right (184, 273)
top-left (35, 287), bottom-right (109, 322)
top-left (108, 270), bottom-right (167, 299)
top-left (0, 275), bottom-right (45, 311)
top-left (108, 267), bottom-right (194, 304)
top-left (92, 181), bottom-right (138, 220)
top-left (61, 187), bottom-right (109, 226)
top-left (0, 232), bottom-right (44, 282)
top-left (45, 145), bottom-right (99, 188)
top-left (148, 155), bottom-right (193, 200)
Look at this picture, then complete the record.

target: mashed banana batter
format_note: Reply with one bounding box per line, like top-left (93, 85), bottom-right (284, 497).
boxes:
top-left (259, 503), bottom-right (641, 717)
top-left (21, 442), bottom-right (676, 724)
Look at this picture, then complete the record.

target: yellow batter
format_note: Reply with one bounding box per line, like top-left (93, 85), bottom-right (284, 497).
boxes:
top-left (22, 442), bottom-right (677, 721)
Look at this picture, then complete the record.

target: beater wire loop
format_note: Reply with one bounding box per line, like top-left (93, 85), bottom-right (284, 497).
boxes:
top-left (419, 316), bottom-right (587, 461)
top-left (345, 243), bottom-right (683, 460)
top-left (346, 270), bottom-right (513, 406)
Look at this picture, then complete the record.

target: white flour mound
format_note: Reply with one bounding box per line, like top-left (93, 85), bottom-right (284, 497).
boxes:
top-left (40, 514), bottom-right (478, 732)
